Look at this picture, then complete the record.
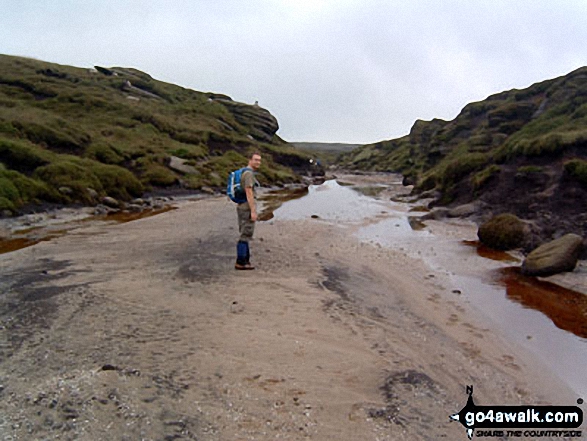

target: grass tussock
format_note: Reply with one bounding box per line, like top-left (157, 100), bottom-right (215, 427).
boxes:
top-left (564, 158), bottom-right (587, 187)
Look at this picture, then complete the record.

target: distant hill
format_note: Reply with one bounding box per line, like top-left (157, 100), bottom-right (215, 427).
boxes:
top-left (0, 55), bottom-right (312, 213)
top-left (290, 142), bottom-right (361, 167)
top-left (290, 142), bottom-right (361, 153)
top-left (340, 67), bottom-right (587, 242)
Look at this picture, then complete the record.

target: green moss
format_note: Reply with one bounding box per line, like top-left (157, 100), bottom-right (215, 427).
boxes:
top-left (0, 168), bottom-right (55, 209)
top-left (0, 196), bottom-right (15, 212)
top-left (256, 164), bottom-right (298, 185)
top-left (564, 159), bottom-right (587, 187)
top-left (478, 213), bottom-right (526, 250)
top-left (439, 152), bottom-right (490, 188)
top-left (487, 102), bottom-right (535, 126)
top-left (33, 159), bottom-right (102, 202)
top-left (0, 118), bottom-right (18, 135)
top-left (87, 162), bottom-right (144, 200)
top-left (415, 173), bottom-right (438, 192)
top-left (12, 119), bottom-right (91, 153)
top-left (141, 163), bottom-right (178, 187)
top-left (517, 165), bottom-right (543, 174)
top-left (170, 144), bottom-right (207, 160)
top-left (471, 164), bottom-right (500, 191)
top-left (351, 146), bottom-right (377, 164)
top-left (0, 173), bottom-right (19, 201)
top-left (85, 142), bottom-right (125, 165)
top-left (467, 133), bottom-right (493, 150)
top-left (182, 174), bottom-right (203, 190)
top-left (31, 156), bottom-right (145, 202)
top-left (0, 139), bottom-right (51, 173)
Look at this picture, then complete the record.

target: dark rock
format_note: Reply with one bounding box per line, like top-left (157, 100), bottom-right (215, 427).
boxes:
top-left (86, 188), bottom-right (98, 200)
top-left (478, 213), bottom-right (527, 250)
top-left (167, 156), bottom-right (198, 175)
top-left (416, 189), bottom-right (442, 202)
top-left (409, 119), bottom-right (446, 145)
top-left (214, 98), bottom-right (279, 142)
top-left (94, 66), bottom-right (117, 76)
top-left (121, 80), bottom-right (162, 100)
top-left (126, 204), bottom-right (143, 213)
top-left (408, 217), bottom-right (426, 230)
top-left (448, 202), bottom-right (482, 218)
top-left (521, 233), bottom-right (584, 277)
top-left (421, 208), bottom-right (450, 221)
top-left (101, 196), bottom-right (120, 209)
top-left (402, 175), bottom-right (416, 186)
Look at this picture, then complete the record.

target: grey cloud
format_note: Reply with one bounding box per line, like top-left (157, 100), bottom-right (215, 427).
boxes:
top-left (1, 0), bottom-right (586, 143)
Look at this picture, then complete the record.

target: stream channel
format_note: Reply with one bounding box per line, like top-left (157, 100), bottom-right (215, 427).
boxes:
top-left (265, 176), bottom-right (587, 399)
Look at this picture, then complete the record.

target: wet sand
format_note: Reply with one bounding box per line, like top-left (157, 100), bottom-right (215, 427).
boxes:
top-left (0, 174), bottom-right (584, 440)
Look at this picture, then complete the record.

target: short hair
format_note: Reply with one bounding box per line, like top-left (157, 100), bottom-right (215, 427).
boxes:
top-left (250, 152), bottom-right (262, 159)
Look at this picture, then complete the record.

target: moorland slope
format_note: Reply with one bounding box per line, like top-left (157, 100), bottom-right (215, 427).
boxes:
top-left (0, 55), bottom-right (312, 214)
top-left (341, 67), bottom-right (587, 243)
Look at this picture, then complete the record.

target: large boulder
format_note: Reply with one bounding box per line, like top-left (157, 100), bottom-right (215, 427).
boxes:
top-left (167, 156), bottom-right (198, 175)
top-left (521, 234), bottom-right (584, 277)
top-left (448, 202), bottom-right (483, 218)
top-left (477, 213), bottom-right (527, 250)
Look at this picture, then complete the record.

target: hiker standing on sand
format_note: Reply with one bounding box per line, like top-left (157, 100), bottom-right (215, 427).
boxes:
top-left (235, 152), bottom-right (262, 270)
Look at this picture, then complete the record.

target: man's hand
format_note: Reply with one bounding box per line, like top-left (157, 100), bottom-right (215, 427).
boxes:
top-left (245, 186), bottom-right (257, 222)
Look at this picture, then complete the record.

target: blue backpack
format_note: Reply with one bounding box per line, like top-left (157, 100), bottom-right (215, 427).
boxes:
top-left (227, 167), bottom-right (252, 203)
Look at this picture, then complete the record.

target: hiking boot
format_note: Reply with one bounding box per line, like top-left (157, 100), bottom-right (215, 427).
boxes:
top-left (235, 262), bottom-right (255, 270)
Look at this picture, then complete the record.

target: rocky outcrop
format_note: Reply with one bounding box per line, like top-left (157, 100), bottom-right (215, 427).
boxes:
top-left (409, 118), bottom-right (446, 145)
top-left (477, 213), bottom-right (527, 250)
top-left (167, 156), bottom-right (198, 175)
top-left (214, 99), bottom-right (279, 142)
top-left (521, 233), bottom-right (584, 277)
top-left (121, 80), bottom-right (162, 100)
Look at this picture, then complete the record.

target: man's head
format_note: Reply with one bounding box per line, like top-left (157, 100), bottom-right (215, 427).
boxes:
top-left (248, 152), bottom-right (262, 170)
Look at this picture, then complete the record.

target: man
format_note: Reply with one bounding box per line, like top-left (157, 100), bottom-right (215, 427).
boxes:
top-left (235, 152), bottom-right (262, 270)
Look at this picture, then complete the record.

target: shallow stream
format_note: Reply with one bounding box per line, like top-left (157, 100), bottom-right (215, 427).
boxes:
top-left (270, 177), bottom-right (587, 399)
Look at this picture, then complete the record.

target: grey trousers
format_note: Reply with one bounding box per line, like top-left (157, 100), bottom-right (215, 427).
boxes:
top-left (237, 203), bottom-right (255, 242)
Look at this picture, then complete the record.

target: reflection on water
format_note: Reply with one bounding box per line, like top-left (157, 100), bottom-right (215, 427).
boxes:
top-left (498, 267), bottom-right (587, 339)
top-left (462, 240), bottom-right (520, 263)
top-left (258, 186), bottom-right (308, 221)
top-left (274, 179), bottom-right (391, 222)
top-left (349, 185), bottom-right (387, 198)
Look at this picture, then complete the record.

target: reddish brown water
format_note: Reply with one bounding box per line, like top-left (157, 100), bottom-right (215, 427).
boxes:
top-left (0, 237), bottom-right (40, 254)
top-left (498, 267), bottom-right (587, 339)
top-left (462, 240), bottom-right (520, 263)
top-left (95, 206), bottom-right (177, 223)
top-left (0, 207), bottom-right (177, 255)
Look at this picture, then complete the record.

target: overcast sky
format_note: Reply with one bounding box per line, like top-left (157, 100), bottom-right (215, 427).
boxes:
top-left (2, 1), bottom-right (586, 144)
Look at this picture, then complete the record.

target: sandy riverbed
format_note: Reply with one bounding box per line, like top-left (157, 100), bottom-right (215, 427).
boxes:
top-left (0, 174), bottom-right (584, 440)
